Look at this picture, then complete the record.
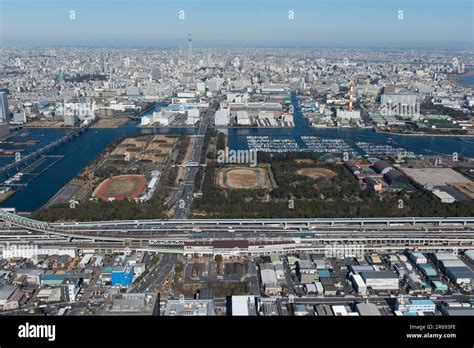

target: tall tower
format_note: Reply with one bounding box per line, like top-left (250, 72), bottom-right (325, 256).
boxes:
top-left (188, 28), bottom-right (193, 58)
top-left (0, 92), bottom-right (9, 123)
top-left (348, 81), bottom-right (354, 111)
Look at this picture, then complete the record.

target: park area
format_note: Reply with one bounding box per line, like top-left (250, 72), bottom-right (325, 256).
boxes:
top-left (295, 167), bottom-right (337, 180)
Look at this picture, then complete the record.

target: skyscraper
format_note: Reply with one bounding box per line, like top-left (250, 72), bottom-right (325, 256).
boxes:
top-left (0, 92), bottom-right (9, 123)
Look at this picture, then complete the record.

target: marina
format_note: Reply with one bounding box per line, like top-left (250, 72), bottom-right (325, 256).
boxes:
top-left (0, 95), bottom-right (473, 212)
top-left (301, 136), bottom-right (357, 156)
top-left (355, 142), bottom-right (417, 158)
top-left (247, 136), bottom-right (301, 153)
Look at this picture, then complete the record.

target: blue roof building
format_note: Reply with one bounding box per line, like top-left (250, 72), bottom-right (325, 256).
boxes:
top-left (111, 266), bottom-right (134, 288)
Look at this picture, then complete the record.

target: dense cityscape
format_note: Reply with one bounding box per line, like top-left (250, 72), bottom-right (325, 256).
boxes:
top-left (0, 0), bottom-right (473, 346)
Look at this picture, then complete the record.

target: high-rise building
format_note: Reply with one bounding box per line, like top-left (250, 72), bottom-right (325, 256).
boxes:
top-left (0, 92), bottom-right (9, 123)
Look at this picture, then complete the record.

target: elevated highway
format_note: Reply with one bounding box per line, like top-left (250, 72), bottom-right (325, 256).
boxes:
top-left (1, 211), bottom-right (473, 251)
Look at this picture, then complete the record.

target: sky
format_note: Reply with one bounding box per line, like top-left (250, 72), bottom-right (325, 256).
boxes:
top-left (0, 0), bottom-right (473, 49)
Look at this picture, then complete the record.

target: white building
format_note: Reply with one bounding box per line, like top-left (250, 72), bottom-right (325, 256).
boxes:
top-left (158, 111), bottom-right (176, 126)
top-left (215, 109), bottom-right (230, 126)
top-left (12, 111), bottom-right (27, 124)
top-left (79, 254), bottom-right (93, 268)
top-left (432, 189), bottom-right (456, 203)
top-left (141, 111), bottom-right (161, 126)
top-left (408, 251), bottom-right (427, 264)
top-left (360, 271), bottom-right (399, 291)
top-left (186, 108), bottom-right (200, 125)
top-left (231, 295), bottom-right (258, 316)
top-left (260, 267), bottom-right (278, 286)
top-left (236, 111), bottom-right (251, 125)
top-left (337, 110), bottom-right (361, 120)
top-left (350, 274), bottom-right (367, 295)
top-left (2, 245), bottom-right (76, 260)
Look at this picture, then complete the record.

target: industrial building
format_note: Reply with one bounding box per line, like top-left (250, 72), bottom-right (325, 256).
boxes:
top-left (215, 109), bottom-right (230, 126)
top-left (236, 110), bottom-right (251, 125)
top-left (356, 302), bottom-right (381, 316)
top-left (111, 266), bottom-right (134, 287)
top-left (186, 108), bottom-right (200, 125)
top-left (165, 299), bottom-right (214, 316)
top-left (64, 114), bottom-right (79, 127)
top-left (396, 298), bottom-right (436, 315)
top-left (360, 271), bottom-right (399, 291)
top-left (103, 293), bottom-right (159, 315)
top-left (158, 111), bottom-right (177, 126)
top-left (231, 295), bottom-right (258, 316)
top-left (407, 251), bottom-right (427, 264)
top-left (351, 273), bottom-right (367, 295)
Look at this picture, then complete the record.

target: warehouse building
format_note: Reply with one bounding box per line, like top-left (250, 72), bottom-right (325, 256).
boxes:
top-left (441, 307), bottom-right (474, 316)
top-left (396, 298), bottom-right (436, 315)
top-left (111, 266), bottom-right (134, 288)
top-left (356, 302), bottom-right (381, 316)
top-left (215, 109), bottom-right (230, 126)
top-left (431, 280), bottom-right (448, 293)
top-left (407, 251), bottom-right (427, 264)
top-left (350, 274), bottom-right (367, 295)
top-left (360, 271), bottom-right (399, 291)
top-left (445, 266), bottom-right (473, 285)
top-left (432, 252), bottom-right (459, 264)
top-left (165, 299), bottom-right (214, 316)
top-left (103, 293), bottom-right (159, 316)
top-left (372, 160), bottom-right (394, 175)
top-left (464, 250), bottom-right (474, 264)
top-left (231, 295), bottom-right (258, 316)
top-left (384, 169), bottom-right (409, 185)
top-left (418, 264), bottom-right (437, 277)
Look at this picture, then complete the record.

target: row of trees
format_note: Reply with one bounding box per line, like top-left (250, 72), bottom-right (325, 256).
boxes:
top-left (34, 196), bottom-right (166, 222)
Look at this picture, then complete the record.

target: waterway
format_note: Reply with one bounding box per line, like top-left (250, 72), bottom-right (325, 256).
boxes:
top-left (1, 93), bottom-right (473, 212)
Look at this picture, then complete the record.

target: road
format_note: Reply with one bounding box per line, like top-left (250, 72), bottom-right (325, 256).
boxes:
top-left (131, 254), bottom-right (177, 293)
top-left (173, 98), bottom-right (219, 219)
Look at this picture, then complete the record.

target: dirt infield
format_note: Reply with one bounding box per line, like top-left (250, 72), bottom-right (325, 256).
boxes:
top-left (110, 135), bottom-right (176, 164)
top-left (93, 175), bottom-right (146, 200)
top-left (295, 167), bottom-right (337, 180)
top-left (216, 167), bottom-right (271, 189)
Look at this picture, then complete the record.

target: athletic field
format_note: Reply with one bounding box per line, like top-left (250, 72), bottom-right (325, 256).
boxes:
top-left (93, 175), bottom-right (147, 201)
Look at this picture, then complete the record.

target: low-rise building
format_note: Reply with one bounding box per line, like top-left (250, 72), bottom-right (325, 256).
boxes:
top-left (360, 271), bottom-right (399, 291)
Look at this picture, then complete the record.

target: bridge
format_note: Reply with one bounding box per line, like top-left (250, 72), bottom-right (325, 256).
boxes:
top-left (0, 124), bottom-right (90, 176)
top-left (172, 161), bottom-right (205, 168)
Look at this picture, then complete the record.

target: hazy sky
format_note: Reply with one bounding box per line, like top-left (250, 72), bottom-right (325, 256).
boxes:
top-left (0, 0), bottom-right (473, 48)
